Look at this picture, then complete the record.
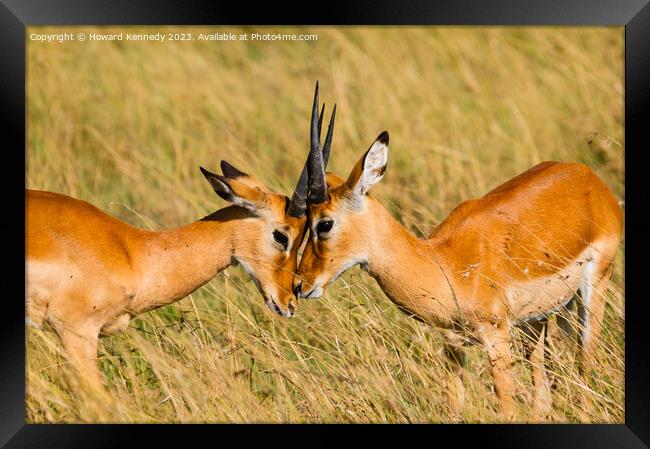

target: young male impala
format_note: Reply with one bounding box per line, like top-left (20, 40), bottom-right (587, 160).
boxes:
top-left (294, 120), bottom-right (622, 420)
top-left (26, 82), bottom-right (336, 386)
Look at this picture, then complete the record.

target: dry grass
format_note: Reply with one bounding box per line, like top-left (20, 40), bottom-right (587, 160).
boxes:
top-left (26, 26), bottom-right (624, 423)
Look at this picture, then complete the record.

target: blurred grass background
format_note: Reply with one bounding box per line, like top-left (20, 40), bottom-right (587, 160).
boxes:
top-left (26, 26), bottom-right (624, 423)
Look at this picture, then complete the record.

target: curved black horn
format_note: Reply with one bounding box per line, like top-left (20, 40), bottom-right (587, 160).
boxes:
top-left (318, 103), bottom-right (325, 141)
top-left (287, 83), bottom-right (319, 217)
top-left (287, 82), bottom-right (335, 217)
top-left (307, 83), bottom-right (328, 204)
top-left (322, 104), bottom-right (336, 167)
top-left (287, 164), bottom-right (309, 217)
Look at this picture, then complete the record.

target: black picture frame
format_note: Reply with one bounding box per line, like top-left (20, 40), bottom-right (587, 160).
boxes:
top-left (3, 1), bottom-right (649, 447)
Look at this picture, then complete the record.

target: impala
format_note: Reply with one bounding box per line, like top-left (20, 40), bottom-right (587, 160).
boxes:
top-left (26, 82), bottom-right (336, 385)
top-left (294, 123), bottom-right (622, 420)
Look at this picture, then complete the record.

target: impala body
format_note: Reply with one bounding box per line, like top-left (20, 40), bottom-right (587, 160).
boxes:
top-left (26, 82), bottom-right (336, 386)
top-left (295, 130), bottom-right (622, 420)
top-left (26, 169), bottom-right (303, 384)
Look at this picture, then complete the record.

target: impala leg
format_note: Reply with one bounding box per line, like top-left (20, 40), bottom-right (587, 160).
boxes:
top-left (577, 267), bottom-right (612, 377)
top-left (522, 319), bottom-right (552, 420)
top-left (57, 324), bottom-right (103, 389)
top-left (443, 339), bottom-right (466, 419)
top-left (573, 271), bottom-right (612, 423)
top-left (477, 321), bottom-right (517, 421)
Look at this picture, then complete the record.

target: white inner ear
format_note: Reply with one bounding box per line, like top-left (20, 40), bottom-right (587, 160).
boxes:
top-left (230, 195), bottom-right (258, 212)
top-left (218, 179), bottom-right (260, 212)
top-left (356, 140), bottom-right (388, 196)
top-left (208, 176), bottom-right (231, 195)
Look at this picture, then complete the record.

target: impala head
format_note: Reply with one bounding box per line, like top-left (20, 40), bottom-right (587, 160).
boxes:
top-left (295, 131), bottom-right (389, 299)
top-left (200, 81), bottom-right (336, 316)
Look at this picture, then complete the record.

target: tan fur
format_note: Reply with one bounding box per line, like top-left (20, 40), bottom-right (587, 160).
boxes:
top-left (27, 180), bottom-right (306, 385)
top-left (296, 159), bottom-right (622, 420)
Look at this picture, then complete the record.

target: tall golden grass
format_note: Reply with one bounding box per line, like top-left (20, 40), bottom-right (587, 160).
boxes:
top-left (26, 26), bottom-right (624, 423)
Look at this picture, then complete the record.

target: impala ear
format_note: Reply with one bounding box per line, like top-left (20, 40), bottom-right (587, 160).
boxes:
top-left (346, 131), bottom-right (389, 198)
top-left (200, 166), bottom-right (267, 212)
top-left (220, 160), bottom-right (248, 179)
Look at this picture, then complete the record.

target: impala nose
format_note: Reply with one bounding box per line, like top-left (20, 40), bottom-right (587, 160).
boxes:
top-left (292, 282), bottom-right (302, 297)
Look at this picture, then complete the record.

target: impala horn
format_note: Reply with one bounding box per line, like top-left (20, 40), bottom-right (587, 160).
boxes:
top-left (287, 81), bottom-right (336, 217)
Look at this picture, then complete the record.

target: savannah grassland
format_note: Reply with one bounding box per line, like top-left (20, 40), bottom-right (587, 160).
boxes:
top-left (26, 26), bottom-right (624, 423)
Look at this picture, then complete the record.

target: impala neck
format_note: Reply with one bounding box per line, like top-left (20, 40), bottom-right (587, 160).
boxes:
top-left (364, 200), bottom-right (458, 325)
top-left (132, 206), bottom-right (249, 314)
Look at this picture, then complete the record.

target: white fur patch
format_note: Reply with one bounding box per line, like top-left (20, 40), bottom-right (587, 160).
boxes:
top-left (356, 140), bottom-right (388, 196)
top-left (305, 257), bottom-right (365, 299)
top-left (230, 195), bottom-right (259, 212)
top-left (211, 177), bottom-right (259, 212)
top-left (330, 257), bottom-right (365, 285)
top-left (25, 317), bottom-right (42, 329)
top-left (579, 253), bottom-right (596, 343)
top-left (510, 244), bottom-right (604, 325)
top-left (303, 286), bottom-right (323, 299)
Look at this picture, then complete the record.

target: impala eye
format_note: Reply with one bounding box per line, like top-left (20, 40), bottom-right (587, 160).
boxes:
top-left (316, 219), bottom-right (334, 235)
top-left (273, 230), bottom-right (289, 250)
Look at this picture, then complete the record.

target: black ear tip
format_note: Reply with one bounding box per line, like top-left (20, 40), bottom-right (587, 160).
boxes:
top-left (377, 131), bottom-right (389, 145)
top-left (220, 160), bottom-right (248, 178)
top-left (214, 173), bottom-right (228, 183)
top-left (200, 166), bottom-right (228, 184)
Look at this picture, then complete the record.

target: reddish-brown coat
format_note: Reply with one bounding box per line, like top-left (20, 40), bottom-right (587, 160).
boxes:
top-left (26, 179), bottom-right (306, 386)
top-left (297, 156), bottom-right (622, 420)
